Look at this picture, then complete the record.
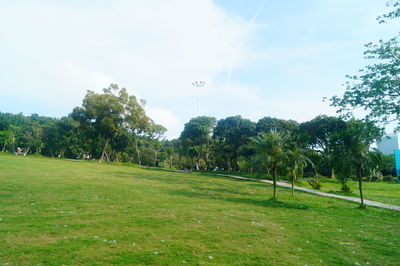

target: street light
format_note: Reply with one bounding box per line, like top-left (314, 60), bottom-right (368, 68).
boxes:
top-left (192, 81), bottom-right (205, 116)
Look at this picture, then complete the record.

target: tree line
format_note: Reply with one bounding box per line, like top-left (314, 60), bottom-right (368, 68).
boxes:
top-left (0, 85), bottom-right (165, 166)
top-left (0, 86), bottom-right (395, 192)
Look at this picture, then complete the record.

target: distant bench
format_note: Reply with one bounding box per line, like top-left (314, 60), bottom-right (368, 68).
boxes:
top-left (15, 148), bottom-right (29, 156)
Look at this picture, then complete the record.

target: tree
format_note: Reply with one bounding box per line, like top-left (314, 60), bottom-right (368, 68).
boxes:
top-left (71, 84), bottom-right (152, 162)
top-left (56, 117), bottom-right (80, 158)
top-left (285, 136), bottom-right (313, 196)
top-left (377, 1), bottom-right (400, 23)
top-left (365, 149), bottom-right (385, 181)
top-left (256, 116), bottom-right (299, 135)
top-left (330, 2), bottom-right (400, 131)
top-left (125, 96), bottom-right (151, 165)
top-left (213, 116), bottom-right (256, 171)
top-left (248, 132), bottom-right (290, 200)
top-left (146, 123), bottom-right (167, 166)
top-left (180, 116), bottom-right (216, 169)
top-left (330, 120), bottom-right (381, 207)
top-left (300, 115), bottom-right (347, 178)
top-left (72, 85), bottom-right (125, 161)
top-left (0, 131), bottom-right (13, 152)
top-left (24, 123), bottom-right (44, 154)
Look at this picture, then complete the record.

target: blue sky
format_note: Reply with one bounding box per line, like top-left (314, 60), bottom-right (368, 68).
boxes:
top-left (0, 0), bottom-right (398, 138)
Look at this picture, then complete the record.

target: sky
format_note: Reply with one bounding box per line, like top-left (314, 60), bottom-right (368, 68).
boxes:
top-left (0, 0), bottom-right (398, 139)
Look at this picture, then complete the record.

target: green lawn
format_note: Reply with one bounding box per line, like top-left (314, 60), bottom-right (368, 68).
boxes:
top-left (296, 178), bottom-right (400, 206)
top-left (1, 154), bottom-right (399, 265)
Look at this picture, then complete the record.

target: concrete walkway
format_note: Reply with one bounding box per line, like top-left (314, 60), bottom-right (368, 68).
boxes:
top-left (210, 173), bottom-right (400, 211)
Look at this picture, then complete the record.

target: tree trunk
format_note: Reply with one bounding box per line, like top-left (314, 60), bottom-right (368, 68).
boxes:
top-left (100, 138), bottom-right (109, 162)
top-left (331, 168), bottom-right (336, 179)
top-left (292, 168), bottom-right (297, 196)
top-left (272, 164), bottom-right (277, 200)
top-left (291, 177), bottom-right (294, 196)
top-left (204, 158), bottom-right (209, 170)
top-left (358, 166), bottom-right (365, 208)
top-left (2, 144), bottom-right (6, 152)
top-left (134, 137), bottom-right (141, 165)
top-left (205, 143), bottom-right (211, 170)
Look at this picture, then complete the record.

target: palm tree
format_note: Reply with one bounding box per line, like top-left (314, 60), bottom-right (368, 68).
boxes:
top-left (249, 132), bottom-right (290, 200)
top-left (286, 140), bottom-right (313, 196)
top-left (366, 149), bottom-right (384, 181)
top-left (331, 120), bottom-right (381, 208)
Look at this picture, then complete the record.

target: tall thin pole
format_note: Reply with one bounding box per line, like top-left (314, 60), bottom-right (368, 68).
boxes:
top-left (192, 81), bottom-right (205, 117)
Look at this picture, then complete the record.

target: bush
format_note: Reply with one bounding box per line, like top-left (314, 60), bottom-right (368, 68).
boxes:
top-left (368, 175), bottom-right (383, 182)
top-left (349, 175), bottom-right (358, 181)
top-left (120, 152), bottom-right (132, 163)
top-left (383, 175), bottom-right (396, 182)
top-left (308, 179), bottom-right (322, 190)
top-left (341, 182), bottom-right (352, 193)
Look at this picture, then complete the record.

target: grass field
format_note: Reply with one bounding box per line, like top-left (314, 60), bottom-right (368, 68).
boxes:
top-left (296, 178), bottom-right (400, 206)
top-left (1, 154), bottom-right (399, 265)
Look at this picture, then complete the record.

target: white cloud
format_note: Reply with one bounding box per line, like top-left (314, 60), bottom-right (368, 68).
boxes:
top-left (0, 0), bottom-right (259, 131)
top-left (145, 107), bottom-right (183, 139)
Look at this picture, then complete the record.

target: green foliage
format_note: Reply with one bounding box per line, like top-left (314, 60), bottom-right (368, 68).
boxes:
top-left (330, 120), bottom-right (381, 205)
top-left (377, 1), bottom-right (400, 23)
top-left (0, 130), bottom-right (13, 151)
top-left (248, 132), bottom-right (295, 199)
top-left (146, 123), bottom-right (167, 166)
top-left (256, 116), bottom-right (299, 134)
top-left (308, 179), bottom-right (322, 190)
top-left (341, 182), bottom-right (352, 193)
top-left (213, 116), bottom-right (256, 171)
top-left (179, 116), bottom-right (216, 169)
top-left (331, 2), bottom-right (400, 131)
top-left (383, 175), bottom-right (397, 182)
top-left (331, 35), bottom-right (400, 130)
top-left (70, 84), bottom-right (155, 162)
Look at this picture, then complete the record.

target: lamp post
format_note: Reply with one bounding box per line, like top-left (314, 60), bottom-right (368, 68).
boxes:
top-left (192, 81), bottom-right (205, 117)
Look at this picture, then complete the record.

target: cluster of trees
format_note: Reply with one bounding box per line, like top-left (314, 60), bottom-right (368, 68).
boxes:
top-left (1, 103), bottom-right (395, 206)
top-left (0, 84), bottom-right (166, 166)
top-left (173, 115), bottom-right (396, 204)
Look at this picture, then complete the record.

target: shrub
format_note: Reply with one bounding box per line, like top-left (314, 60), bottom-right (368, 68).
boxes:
top-left (368, 175), bottom-right (383, 182)
top-left (308, 175), bottom-right (322, 190)
top-left (349, 175), bottom-right (358, 181)
top-left (383, 175), bottom-right (396, 182)
top-left (308, 180), bottom-right (322, 190)
top-left (341, 182), bottom-right (352, 193)
top-left (120, 152), bottom-right (132, 163)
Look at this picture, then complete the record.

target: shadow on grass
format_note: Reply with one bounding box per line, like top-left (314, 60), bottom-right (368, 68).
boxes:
top-left (110, 167), bottom-right (263, 187)
top-left (103, 169), bottom-right (207, 186)
top-left (169, 189), bottom-right (309, 210)
top-left (327, 190), bottom-right (357, 197)
top-left (193, 186), bottom-right (254, 197)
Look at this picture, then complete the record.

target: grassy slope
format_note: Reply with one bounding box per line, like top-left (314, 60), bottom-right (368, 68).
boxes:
top-left (296, 179), bottom-right (400, 206)
top-left (0, 154), bottom-right (399, 265)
